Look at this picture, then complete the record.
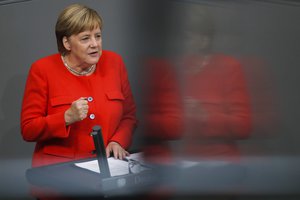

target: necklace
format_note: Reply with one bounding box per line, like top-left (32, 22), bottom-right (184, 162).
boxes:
top-left (61, 55), bottom-right (96, 76)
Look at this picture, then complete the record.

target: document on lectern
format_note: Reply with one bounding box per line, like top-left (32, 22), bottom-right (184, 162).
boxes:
top-left (74, 152), bottom-right (146, 177)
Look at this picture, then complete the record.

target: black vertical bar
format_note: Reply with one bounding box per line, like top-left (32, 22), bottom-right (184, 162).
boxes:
top-left (91, 125), bottom-right (111, 178)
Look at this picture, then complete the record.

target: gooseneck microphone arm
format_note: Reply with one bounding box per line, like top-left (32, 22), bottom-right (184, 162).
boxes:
top-left (91, 125), bottom-right (111, 178)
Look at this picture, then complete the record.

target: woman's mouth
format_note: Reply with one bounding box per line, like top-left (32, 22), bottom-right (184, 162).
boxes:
top-left (88, 51), bottom-right (99, 57)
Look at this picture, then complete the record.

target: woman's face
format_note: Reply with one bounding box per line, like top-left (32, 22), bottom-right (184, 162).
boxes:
top-left (64, 27), bottom-right (102, 68)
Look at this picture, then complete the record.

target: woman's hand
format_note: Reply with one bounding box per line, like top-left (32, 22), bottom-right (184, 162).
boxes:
top-left (64, 97), bottom-right (89, 125)
top-left (106, 141), bottom-right (129, 160)
top-left (184, 96), bottom-right (207, 120)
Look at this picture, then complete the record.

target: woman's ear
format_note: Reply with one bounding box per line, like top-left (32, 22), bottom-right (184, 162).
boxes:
top-left (63, 36), bottom-right (71, 51)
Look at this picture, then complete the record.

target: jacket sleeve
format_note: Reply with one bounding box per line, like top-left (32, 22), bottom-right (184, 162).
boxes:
top-left (109, 58), bottom-right (137, 149)
top-left (21, 62), bottom-right (70, 142)
top-left (143, 60), bottom-right (183, 141)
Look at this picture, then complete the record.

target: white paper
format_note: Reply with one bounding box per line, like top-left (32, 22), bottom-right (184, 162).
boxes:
top-left (74, 152), bottom-right (146, 177)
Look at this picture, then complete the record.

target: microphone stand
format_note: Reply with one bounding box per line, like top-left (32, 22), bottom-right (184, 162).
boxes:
top-left (91, 125), bottom-right (111, 178)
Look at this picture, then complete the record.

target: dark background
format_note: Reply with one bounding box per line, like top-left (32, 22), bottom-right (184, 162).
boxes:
top-left (0, 0), bottom-right (299, 199)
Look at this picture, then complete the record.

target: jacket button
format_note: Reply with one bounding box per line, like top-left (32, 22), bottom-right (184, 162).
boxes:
top-left (89, 113), bottom-right (95, 120)
top-left (87, 96), bottom-right (93, 102)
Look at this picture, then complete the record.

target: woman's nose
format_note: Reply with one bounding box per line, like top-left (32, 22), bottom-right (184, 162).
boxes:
top-left (90, 37), bottom-right (98, 47)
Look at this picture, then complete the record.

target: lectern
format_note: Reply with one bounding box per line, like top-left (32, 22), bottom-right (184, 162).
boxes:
top-left (25, 126), bottom-right (157, 197)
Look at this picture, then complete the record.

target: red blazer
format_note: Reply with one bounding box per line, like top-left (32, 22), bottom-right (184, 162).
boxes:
top-left (21, 51), bottom-right (137, 167)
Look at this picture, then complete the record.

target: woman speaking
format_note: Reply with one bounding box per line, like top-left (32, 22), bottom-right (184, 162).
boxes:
top-left (21, 4), bottom-right (137, 168)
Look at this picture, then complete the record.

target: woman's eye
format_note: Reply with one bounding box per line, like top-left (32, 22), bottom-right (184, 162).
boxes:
top-left (81, 37), bottom-right (89, 41)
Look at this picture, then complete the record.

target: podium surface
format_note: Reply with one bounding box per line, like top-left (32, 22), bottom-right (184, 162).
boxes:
top-left (26, 157), bottom-right (156, 198)
top-left (26, 156), bottom-right (300, 199)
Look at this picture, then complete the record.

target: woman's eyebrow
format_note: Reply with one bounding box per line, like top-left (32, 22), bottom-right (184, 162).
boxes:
top-left (80, 33), bottom-right (91, 37)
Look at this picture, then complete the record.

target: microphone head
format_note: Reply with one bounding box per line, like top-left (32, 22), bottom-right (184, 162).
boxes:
top-left (92, 125), bottom-right (102, 132)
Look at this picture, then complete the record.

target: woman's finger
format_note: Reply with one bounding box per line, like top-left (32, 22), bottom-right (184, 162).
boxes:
top-left (106, 146), bottom-right (111, 158)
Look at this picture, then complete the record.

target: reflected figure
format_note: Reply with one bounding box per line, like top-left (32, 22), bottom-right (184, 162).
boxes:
top-left (176, 4), bottom-right (252, 160)
top-left (182, 53), bottom-right (252, 160)
top-left (140, 2), bottom-right (252, 162)
top-left (138, 2), bottom-right (252, 199)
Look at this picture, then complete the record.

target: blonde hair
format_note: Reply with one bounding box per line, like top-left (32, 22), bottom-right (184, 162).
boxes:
top-left (55, 4), bottom-right (103, 54)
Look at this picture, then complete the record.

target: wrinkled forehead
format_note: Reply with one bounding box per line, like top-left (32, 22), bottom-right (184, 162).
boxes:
top-left (75, 27), bottom-right (101, 37)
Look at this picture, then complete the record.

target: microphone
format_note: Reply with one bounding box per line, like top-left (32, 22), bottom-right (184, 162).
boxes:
top-left (91, 125), bottom-right (111, 178)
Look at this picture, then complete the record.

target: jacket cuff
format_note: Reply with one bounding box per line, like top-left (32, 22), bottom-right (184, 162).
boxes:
top-left (46, 111), bottom-right (70, 139)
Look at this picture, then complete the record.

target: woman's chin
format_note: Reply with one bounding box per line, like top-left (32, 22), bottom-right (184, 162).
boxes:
top-left (88, 57), bottom-right (100, 65)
